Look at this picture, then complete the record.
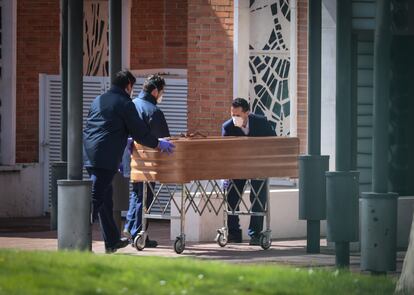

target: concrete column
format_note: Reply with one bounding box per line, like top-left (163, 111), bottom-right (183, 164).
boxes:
top-left (233, 0), bottom-right (250, 100)
top-left (109, 0), bottom-right (122, 82)
top-left (289, 0), bottom-right (298, 137)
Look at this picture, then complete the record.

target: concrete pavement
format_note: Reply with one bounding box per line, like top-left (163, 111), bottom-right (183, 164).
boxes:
top-left (0, 217), bottom-right (404, 275)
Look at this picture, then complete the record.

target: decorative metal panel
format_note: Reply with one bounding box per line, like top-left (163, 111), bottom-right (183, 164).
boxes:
top-left (83, 0), bottom-right (109, 76)
top-left (249, 0), bottom-right (291, 136)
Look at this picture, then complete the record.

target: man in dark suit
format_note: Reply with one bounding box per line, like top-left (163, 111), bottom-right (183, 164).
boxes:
top-left (222, 97), bottom-right (276, 245)
top-left (123, 74), bottom-right (170, 248)
top-left (83, 70), bottom-right (175, 253)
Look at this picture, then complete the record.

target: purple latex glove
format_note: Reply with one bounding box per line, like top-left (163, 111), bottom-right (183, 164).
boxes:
top-left (158, 139), bottom-right (175, 155)
top-left (222, 179), bottom-right (231, 190)
top-left (127, 137), bottom-right (134, 154)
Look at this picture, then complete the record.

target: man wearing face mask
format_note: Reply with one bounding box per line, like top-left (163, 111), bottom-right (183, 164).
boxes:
top-left (123, 74), bottom-right (170, 248)
top-left (222, 98), bottom-right (276, 245)
top-left (83, 70), bottom-right (175, 253)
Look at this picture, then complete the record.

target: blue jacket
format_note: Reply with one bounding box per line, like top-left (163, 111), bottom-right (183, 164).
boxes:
top-left (120, 91), bottom-right (170, 178)
top-left (133, 91), bottom-right (170, 138)
top-left (83, 86), bottom-right (158, 171)
top-left (222, 113), bottom-right (276, 137)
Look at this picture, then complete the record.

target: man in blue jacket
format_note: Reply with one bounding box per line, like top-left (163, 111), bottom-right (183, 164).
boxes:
top-left (222, 98), bottom-right (276, 245)
top-left (123, 74), bottom-right (170, 248)
top-left (83, 70), bottom-right (174, 253)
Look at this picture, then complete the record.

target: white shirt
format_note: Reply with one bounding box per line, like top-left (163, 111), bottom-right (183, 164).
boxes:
top-left (241, 120), bottom-right (249, 135)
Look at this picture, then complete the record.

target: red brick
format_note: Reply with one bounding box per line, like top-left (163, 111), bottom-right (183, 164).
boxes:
top-left (16, 0), bottom-right (60, 163)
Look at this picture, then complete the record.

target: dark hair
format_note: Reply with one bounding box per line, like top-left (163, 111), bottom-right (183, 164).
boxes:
top-left (231, 97), bottom-right (250, 112)
top-left (112, 70), bottom-right (136, 89)
top-left (143, 74), bottom-right (166, 93)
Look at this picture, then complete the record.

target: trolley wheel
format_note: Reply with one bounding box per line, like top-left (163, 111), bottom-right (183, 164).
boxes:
top-left (216, 233), bottom-right (227, 247)
top-left (134, 234), bottom-right (145, 251)
top-left (174, 237), bottom-right (185, 254)
top-left (259, 233), bottom-right (272, 250)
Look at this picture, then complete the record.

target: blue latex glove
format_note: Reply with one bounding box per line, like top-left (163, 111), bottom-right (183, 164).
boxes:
top-left (158, 139), bottom-right (175, 155)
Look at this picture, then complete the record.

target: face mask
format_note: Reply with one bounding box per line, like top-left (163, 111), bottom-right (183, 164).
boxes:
top-left (130, 90), bottom-right (134, 99)
top-left (232, 116), bottom-right (244, 127)
top-left (157, 95), bottom-right (163, 104)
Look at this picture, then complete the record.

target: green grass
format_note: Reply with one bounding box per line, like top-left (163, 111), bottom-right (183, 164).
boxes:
top-left (0, 250), bottom-right (395, 295)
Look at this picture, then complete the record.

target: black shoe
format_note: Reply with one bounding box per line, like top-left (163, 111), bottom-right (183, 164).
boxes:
top-left (249, 235), bottom-right (260, 246)
top-left (227, 230), bottom-right (242, 243)
top-left (145, 237), bottom-right (158, 248)
top-left (105, 238), bottom-right (129, 254)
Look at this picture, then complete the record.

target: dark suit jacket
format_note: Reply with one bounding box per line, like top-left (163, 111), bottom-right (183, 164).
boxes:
top-left (133, 91), bottom-right (170, 138)
top-left (83, 86), bottom-right (158, 171)
top-left (222, 113), bottom-right (276, 137)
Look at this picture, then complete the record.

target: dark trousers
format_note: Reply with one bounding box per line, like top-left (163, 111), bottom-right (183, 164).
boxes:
top-left (86, 167), bottom-right (120, 248)
top-left (227, 179), bottom-right (268, 237)
top-left (124, 182), bottom-right (155, 238)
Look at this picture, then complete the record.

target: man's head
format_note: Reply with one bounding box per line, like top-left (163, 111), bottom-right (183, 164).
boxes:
top-left (231, 98), bottom-right (250, 127)
top-left (143, 74), bottom-right (166, 104)
top-left (112, 70), bottom-right (136, 97)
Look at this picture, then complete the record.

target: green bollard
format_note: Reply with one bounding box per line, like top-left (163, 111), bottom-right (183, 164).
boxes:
top-left (360, 193), bottom-right (398, 272)
top-left (299, 155), bottom-right (330, 253)
top-left (326, 171), bottom-right (359, 268)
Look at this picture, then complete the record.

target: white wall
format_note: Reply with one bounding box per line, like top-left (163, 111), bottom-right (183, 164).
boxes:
top-left (171, 189), bottom-right (327, 242)
top-left (321, 0), bottom-right (337, 170)
top-left (0, 164), bottom-right (44, 217)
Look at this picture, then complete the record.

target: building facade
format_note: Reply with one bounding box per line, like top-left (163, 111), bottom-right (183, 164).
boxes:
top-left (0, 0), bottom-right (310, 217)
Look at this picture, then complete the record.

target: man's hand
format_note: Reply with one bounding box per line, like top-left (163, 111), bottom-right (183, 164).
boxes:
top-left (158, 139), bottom-right (175, 155)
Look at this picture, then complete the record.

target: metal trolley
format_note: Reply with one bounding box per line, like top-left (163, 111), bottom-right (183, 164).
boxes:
top-left (132, 178), bottom-right (271, 254)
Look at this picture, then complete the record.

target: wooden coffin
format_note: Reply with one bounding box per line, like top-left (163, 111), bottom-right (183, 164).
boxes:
top-left (130, 136), bottom-right (300, 183)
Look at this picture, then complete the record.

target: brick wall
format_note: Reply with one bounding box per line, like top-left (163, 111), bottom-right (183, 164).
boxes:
top-left (165, 0), bottom-right (187, 67)
top-left (187, 0), bottom-right (233, 136)
top-left (130, 0), bottom-right (187, 69)
top-left (16, 0), bottom-right (60, 163)
top-left (297, 0), bottom-right (308, 154)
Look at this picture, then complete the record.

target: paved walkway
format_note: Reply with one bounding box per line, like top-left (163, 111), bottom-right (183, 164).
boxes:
top-left (0, 217), bottom-right (405, 275)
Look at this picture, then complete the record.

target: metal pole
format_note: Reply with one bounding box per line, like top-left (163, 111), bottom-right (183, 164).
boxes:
top-left (60, 0), bottom-right (68, 162)
top-left (109, 0), bottom-right (122, 82)
top-left (360, 0), bottom-right (398, 273)
top-left (308, 0), bottom-right (321, 156)
top-left (333, 0), bottom-right (353, 268)
top-left (67, 0), bottom-right (83, 180)
top-left (336, 0), bottom-right (352, 172)
top-left (51, 0), bottom-right (69, 230)
top-left (58, 0), bottom-right (92, 251)
top-left (372, 0), bottom-right (391, 193)
top-left (302, 0), bottom-right (325, 254)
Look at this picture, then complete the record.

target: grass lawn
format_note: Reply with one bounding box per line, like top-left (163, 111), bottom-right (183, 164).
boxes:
top-left (0, 250), bottom-right (395, 295)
